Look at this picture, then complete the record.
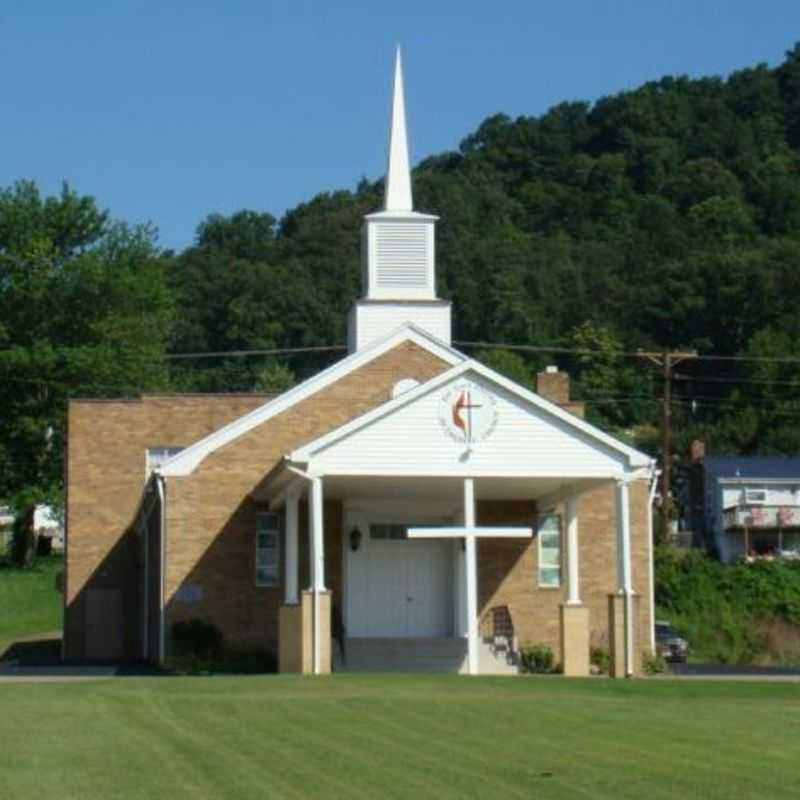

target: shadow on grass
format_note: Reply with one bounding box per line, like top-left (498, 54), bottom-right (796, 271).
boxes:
top-left (1, 637), bottom-right (62, 666)
top-left (0, 635), bottom-right (164, 677)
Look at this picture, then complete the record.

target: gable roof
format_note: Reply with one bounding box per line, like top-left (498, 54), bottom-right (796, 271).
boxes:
top-left (158, 323), bottom-right (465, 477)
top-left (290, 358), bottom-right (651, 470)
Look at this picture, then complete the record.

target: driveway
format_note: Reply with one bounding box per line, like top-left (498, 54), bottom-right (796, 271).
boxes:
top-left (666, 662), bottom-right (800, 681)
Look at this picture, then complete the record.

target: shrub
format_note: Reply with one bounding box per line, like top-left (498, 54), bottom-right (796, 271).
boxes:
top-left (165, 648), bottom-right (277, 676)
top-left (642, 651), bottom-right (666, 675)
top-left (519, 643), bottom-right (555, 674)
top-left (171, 618), bottom-right (223, 659)
top-left (654, 545), bottom-right (800, 664)
top-left (590, 646), bottom-right (610, 674)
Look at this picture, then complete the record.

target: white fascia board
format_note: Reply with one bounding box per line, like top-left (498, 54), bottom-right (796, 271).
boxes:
top-left (158, 323), bottom-right (466, 477)
top-left (290, 358), bottom-right (651, 469)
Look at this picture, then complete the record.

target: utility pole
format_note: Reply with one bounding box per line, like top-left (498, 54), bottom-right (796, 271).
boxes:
top-left (637, 350), bottom-right (697, 520)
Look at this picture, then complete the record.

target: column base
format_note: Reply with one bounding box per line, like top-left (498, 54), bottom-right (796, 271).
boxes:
top-left (559, 604), bottom-right (590, 677)
top-left (278, 590), bottom-right (331, 674)
top-left (608, 593), bottom-right (640, 678)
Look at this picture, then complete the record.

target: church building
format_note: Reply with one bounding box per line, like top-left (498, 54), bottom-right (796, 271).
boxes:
top-left (64, 51), bottom-right (656, 677)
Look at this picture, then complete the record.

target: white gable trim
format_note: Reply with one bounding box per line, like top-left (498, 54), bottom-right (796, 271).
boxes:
top-left (290, 359), bottom-right (650, 469)
top-left (158, 323), bottom-right (465, 477)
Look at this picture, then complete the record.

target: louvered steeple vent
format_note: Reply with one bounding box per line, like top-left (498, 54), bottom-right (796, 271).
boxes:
top-left (347, 48), bottom-right (451, 352)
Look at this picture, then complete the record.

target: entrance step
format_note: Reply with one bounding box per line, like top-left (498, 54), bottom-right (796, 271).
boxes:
top-left (335, 637), bottom-right (467, 673)
top-left (478, 640), bottom-right (519, 675)
top-left (333, 638), bottom-right (520, 674)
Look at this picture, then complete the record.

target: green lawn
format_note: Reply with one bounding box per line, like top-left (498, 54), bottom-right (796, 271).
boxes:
top-left (1, 675), bottom-right (798, 799)
top-left (0, 554), bottom-right (62, 645)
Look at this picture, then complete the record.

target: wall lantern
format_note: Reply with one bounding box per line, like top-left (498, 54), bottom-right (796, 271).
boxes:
top-left (349, 527), bottom-right (362, 552)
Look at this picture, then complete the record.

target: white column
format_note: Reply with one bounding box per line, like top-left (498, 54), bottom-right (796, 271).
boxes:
top-left (309, 476), bottom-right (326, 675)
top-left (615, 478), bottom-right (634, 677)
top-left (615, 480), bottom-right (632, 594)
top-left (463, 477), bottom-right (479, 676)
top-left (284, 489), bottom-right (299, 605)
top-left (565, 496), bottom-right (581, 605)
top-left (310, 476), bottom-right (326, 591)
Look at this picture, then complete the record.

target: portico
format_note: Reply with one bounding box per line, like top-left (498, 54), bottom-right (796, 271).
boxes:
top-left (260, 356), bottom-right (653, 677)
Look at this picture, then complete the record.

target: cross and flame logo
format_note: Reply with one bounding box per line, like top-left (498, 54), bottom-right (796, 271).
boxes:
top-left (440, 383), bottom-right (498, 445)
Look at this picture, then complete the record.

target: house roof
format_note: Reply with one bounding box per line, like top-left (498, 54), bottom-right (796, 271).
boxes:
top-left (705, 456), bottom-right (800, 482)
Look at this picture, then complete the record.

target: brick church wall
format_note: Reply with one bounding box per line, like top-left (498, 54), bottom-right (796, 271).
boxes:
top-left (65, 393), bottom-right (270, 659)
top-left (65, 341), bottom-right (451, 659)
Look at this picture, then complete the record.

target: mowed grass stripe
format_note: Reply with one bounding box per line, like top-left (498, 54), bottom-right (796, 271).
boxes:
top-left (1, 675), bottom-right (799, 800)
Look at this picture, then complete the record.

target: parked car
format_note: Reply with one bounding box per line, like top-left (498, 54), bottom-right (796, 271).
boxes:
top-left (655, 620), bottom-right (689, 663)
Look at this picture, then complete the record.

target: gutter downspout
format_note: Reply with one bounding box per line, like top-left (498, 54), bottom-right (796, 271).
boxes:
top-left (647, 462), bottom-right (660, 654)
top-left (624, 499), bottom-right (634, 678)
top-left (155, 474), bottom-right (167, 665)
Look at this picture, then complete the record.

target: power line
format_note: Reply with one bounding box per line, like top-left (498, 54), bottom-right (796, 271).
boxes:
top-left (453, 340), bottom-right (800, 365)
top-left (5, 339), bottom-right (800, 365)
top-left (164, 345), bottom-right (346, 360)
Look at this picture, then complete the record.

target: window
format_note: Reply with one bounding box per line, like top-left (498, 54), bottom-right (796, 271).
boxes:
top-left (256, 512), bottom-right (281, 587)
top-left (370, 523), bottom-right (408, 540)
top-left (146, 447), bottom-right (184, 476)
top-left (745, 488), bottom-right (767, 505)
top-left (537, 515), bottom-right (562, 588)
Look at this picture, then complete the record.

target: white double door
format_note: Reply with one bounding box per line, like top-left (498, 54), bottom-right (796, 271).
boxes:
top-left (347, 532), bottom-right (454, 638)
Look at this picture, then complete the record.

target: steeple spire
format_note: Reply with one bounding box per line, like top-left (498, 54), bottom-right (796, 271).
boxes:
top-left (348, 46), bottom-right (451, 353)
top-left (383, 46), bottom-right (413, 212)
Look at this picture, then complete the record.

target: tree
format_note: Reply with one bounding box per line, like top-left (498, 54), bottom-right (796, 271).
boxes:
top-left (0, 181), bottom-right (174, 561)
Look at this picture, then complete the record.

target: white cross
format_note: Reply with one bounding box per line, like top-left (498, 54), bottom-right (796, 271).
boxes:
top-left (408, 478), bottom-right (533, 675)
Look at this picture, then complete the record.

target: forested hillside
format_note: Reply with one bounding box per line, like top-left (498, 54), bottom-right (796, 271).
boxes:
top-left (4, 45), bottom-right (800, 510)
top-left (170, 45), bottom-right (800, 454)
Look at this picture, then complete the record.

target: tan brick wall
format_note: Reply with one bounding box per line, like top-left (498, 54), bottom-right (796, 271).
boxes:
top-left (138, 342), bottom-right (448, 657)
top-left (65, 393), bottom-right (271, 659)
top-left (476, 481), bottom-right (652, 665)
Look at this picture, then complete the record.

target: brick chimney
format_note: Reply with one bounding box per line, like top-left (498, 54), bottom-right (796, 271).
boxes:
top-left (536, 366), bottom-right (585, 418)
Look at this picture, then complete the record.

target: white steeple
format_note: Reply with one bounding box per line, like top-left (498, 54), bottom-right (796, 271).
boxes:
top-left (384, 47), bottom-right (413, 213)
top-left (347, 48), bottom-right (452, 353)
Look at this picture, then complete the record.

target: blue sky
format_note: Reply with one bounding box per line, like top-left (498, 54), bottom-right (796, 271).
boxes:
top-left (1, 1), bottom-right (797, 250)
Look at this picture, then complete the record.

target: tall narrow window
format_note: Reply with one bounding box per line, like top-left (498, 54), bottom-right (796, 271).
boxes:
top-left (256, 512), bottom-right (281, 588)
top-left (537, 514), bottom-right (562, 588)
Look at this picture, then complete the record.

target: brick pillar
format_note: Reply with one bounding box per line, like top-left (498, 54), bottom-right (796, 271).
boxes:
top-left (559, 604), bottom-right (590, 677)
top-left (278, 590), bottom-right (331, 674)
top-left (278, 604), bottom-right (303, 673)
top-left (312, 590), bottom-right (332, 675)
top-left (608, 593), bottom-right (640, 678)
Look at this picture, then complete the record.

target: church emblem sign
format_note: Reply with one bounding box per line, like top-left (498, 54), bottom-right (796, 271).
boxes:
top-left (439, 382), bottom-right (498, 445)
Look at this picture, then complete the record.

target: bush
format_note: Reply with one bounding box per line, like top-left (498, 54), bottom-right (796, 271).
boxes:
top-left (165, 648), bottom-right (277, 676)
top-left (654, 545), bottom-right (800, 664)
top-left (171, 619), bottom-right (223, 659)
top-left (642, 651), bottom-right (666, 675)
top-left (519, 643), bottom-right (555, 674)
top-left (590, 646), bottom-right (610, 674)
